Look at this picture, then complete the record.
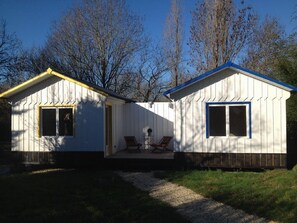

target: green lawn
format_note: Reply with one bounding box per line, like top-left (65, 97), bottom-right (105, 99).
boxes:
top-left (155, 169), bottom-right (297, 223)
top-left (0, 169), bottom-right (188, 223)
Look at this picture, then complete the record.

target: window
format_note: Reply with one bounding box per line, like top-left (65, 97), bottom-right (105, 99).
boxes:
top-left (209, 106), bottom-right (226, 136)
top-left (42, 109), bottom-right (56, 136)
top-left (206, 103), bottom-right (251, 138)
top-left (59, 108), bottom-right (73, 136)
top-left (229, 106), bottom-right (246, 136)
top-left (40, 107), bottom-right (74, 137)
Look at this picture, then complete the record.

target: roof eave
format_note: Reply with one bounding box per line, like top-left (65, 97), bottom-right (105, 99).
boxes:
top-left (163, 62), bottom-right (232, 96)
top-left (229, 64), bottom-right (297, 92)
top-left (0, 70), bottom-right (50, 99)
top-left (0, 68), bottom-right (134, 102)
top-left (164, 62), bottom-right (297, 96)
top-left (50, 70), bottom-right (109, 97)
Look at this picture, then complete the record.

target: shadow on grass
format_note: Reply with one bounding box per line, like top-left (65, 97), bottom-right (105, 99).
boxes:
top-left (0, 169), bottom-right (188, 223)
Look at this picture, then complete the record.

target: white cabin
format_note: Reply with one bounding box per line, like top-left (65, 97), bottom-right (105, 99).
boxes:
top-left (0, 69), bottom-right (132, 163)
top-left (164, 62), bottom-right (297, 168)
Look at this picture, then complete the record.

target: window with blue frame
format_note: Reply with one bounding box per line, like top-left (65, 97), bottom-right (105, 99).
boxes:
top-left (206, 102), bottom-right (251, 138)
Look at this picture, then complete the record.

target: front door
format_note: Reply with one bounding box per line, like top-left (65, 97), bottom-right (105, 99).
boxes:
top-left (105, 105), bottom-right (112, 155)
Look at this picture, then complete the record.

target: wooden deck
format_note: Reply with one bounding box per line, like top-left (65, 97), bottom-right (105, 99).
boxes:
top-left (106, 149), bottom-right (174, 160)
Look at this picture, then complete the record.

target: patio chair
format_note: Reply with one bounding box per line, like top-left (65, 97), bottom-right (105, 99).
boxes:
top-left (150, 136), bottom-right (172, 152)
top-left (124, 136), bottom-right (142, 152)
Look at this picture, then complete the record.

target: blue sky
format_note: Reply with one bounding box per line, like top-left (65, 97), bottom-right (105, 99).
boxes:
top-left (0, 0), bottom-right (296, 51)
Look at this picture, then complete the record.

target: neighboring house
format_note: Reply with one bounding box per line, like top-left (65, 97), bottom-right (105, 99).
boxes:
top-left (0, 62), bottom-right (296, 168)
top-left (164, 62), bottom-right (297, 168)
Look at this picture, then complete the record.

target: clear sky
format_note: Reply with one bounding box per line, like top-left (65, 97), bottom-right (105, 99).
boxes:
top-left (0, 0), bottom-right (296, 51)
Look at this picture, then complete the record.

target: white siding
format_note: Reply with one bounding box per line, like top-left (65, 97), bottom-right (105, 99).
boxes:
top-left (172, 69), bottom-right (290, 154)
top-left (120, 102), bottom-right (174, 150)
top-left (10, 76), bottom-right (106, 152)
top-left (110, 101), bottom-right (125, 154)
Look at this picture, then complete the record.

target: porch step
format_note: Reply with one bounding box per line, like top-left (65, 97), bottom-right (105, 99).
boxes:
top-left (106, 149), bottom-right (174, 160)
top-left (104, 158), bottom-right (177, 171)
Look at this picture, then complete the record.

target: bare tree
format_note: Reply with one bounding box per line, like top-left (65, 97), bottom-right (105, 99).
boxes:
top-left (45, 0), bottom-right (147, 93)
top-left (18, 47), bottom-right (65, 80)
top-left (163, 0), bottom-right (183, 87)
top-left (241, 16), bottom-right (286, 76)
top-left (24, 47), bottom-right (54, 75)
top-left (0, 20), bottom-right (24, 86)
top-left (131, 46), bottom-right (170, 102)
top-left (189, 0), bottom-right (256, 72)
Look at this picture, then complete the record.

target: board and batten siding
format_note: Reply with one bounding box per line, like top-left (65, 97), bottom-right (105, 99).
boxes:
top-left (10, 76), bottom-right (106, 152)
top-left (108, 102), bottom-right (125, 155)
top-left (172, 69), bottom-right (290, 154)
top-left (120, 102), bottom-right (174, 150)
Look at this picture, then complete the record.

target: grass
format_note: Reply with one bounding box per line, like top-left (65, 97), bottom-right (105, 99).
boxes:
top-left (0, 169), bottom-right (188, 223)
top-left (155, 169), bottom-right (297, 223)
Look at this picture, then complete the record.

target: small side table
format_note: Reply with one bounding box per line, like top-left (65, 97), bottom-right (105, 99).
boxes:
top-left (144, 136), bottom-right (152, 150)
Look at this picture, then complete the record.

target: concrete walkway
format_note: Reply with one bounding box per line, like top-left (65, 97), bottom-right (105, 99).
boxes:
top-left (117, 171), bottom-right (276, 223)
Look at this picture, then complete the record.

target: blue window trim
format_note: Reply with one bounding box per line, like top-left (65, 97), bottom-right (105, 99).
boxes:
top-left (205, 102), bottom-right (252, 139)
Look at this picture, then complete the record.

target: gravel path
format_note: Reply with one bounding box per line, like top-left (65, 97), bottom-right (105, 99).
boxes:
top-left (117, 171), bottom-right (277, 223)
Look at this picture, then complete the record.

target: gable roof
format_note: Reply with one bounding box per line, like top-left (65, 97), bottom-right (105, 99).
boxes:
top-left (0, 68), bottom-right (134, 102)
top-left (164, 61), bottom-right (297, 96)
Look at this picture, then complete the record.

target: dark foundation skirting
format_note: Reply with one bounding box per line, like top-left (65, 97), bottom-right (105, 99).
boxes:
top-left (174, 152), bottom-right (287, 169)
top-left (5, 151), bottom-right (287, 169)
top-left (9, 151), bottom-right (105, 167)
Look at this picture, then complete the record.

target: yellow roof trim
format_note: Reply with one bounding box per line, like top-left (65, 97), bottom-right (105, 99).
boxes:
top-left (0, 71), bottom-right (49, 98)
top-left (50, 70), bottom-right (108, 96)
top-left (0, 68), bottom-right (108, 98)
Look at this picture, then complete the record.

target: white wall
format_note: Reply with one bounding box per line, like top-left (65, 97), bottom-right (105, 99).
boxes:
top-left (9, 75), bottom-right (174, 154)
top-left (108, 100), bottom-right (125, 155)
top-left (171, 69), bottom-right (290, 154)
top-left (119, 102), bottom-right (174, 150)
top-left (10, 76), bottom-right (106, 152)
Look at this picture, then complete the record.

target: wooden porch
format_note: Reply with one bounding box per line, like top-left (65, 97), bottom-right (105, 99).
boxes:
top-left (106, 149), bottom-right (174, 160)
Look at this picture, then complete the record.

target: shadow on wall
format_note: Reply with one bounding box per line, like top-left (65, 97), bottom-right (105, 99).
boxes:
top-left (34, 97), bottom-right (105, 166)
top-left (121, 102), bottom-right (174, 150)
top-left (287, 125), bottom-right (297, 169)
top-left (173, 70), bottom-right (237, 153)
top-left (286, 94), bottom-right (297, 169)
top-left (0, 99), bottom-right (11, 143)
top-left (0, 99), bottom-right (20, 165)
top-left (8, 84), bottom-right (106, 166)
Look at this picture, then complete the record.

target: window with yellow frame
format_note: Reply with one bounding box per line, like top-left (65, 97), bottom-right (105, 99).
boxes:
top-left (39, 105), bottom-right (75, 137)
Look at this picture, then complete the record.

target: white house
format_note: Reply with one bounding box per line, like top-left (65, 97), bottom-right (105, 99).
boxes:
top-left (0, 68), bottom-right (173, 165)
top-left (164, 62), bottom-right (297, 168)
top-left (0, 68), bottom-right (135, 164)
top-left (0, 62), bottom-right (296, 168)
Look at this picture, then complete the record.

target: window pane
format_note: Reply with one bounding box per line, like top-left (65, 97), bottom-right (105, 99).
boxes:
top-left (209, 106), bottom-right (226, 136)
top-left (59, 108), bottom-right (73, 136)
top-left (230, 106), bottom-right (247, 136)
top-left (42, 109), bottom-right (56, 136)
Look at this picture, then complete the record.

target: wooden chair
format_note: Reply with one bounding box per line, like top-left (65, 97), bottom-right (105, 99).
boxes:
top-left (124, 136), bottom-right (142, 152)
top-left (150, 136), bottom-right (172, 152)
